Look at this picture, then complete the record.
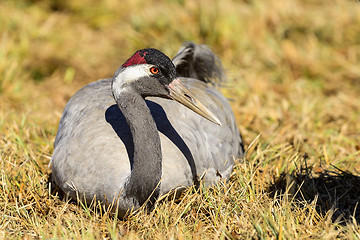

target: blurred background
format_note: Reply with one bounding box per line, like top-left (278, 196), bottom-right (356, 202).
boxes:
top-left (1, 0), bottom-right (360, 237)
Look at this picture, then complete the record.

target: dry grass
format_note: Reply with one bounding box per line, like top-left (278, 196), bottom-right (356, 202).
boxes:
top-left (1, 0), bottom-right (360, 238)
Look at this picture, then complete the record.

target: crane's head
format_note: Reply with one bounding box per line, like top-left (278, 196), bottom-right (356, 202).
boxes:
top-left (112, 48), bottom-right (221, 126)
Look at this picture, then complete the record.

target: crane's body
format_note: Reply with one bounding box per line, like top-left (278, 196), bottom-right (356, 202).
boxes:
top-left (50, 43), bottom-right (243, 218)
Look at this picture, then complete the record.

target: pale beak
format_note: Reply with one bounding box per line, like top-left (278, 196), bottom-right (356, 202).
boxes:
top-left (167, 78), bottom-right (222, 126)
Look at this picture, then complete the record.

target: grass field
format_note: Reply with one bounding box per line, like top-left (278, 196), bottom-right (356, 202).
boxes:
top-left (1, 0), bottom-right (360, 238)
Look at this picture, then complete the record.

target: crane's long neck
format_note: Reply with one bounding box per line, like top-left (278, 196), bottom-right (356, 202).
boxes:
top-left (114, 89), bottom-right (162, 207)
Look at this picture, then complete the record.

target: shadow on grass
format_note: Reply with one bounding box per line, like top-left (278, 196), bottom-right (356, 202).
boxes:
top-left (267, 156), bottom-right (360, 224)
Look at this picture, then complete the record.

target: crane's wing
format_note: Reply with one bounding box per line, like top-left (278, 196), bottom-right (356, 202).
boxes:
top-left (172, 42), bottom-right (225, 86)
top-left (148, 77), bottom-right (244, 192)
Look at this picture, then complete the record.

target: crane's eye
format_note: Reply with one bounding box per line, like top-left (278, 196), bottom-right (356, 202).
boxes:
top-left (150, 67), bottom-right (159, 75)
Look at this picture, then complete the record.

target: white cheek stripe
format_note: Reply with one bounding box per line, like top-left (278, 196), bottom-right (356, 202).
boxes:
top-left (112, 64), bottom-right (153, 97)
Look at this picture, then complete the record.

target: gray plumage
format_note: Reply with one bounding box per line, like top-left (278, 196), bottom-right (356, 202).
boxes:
top-left (173, 42), bottom-right (225, 85)
top-left (50, 42), bottom-right (244, 218)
